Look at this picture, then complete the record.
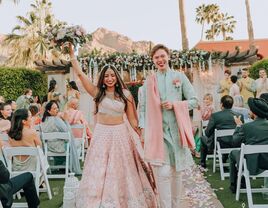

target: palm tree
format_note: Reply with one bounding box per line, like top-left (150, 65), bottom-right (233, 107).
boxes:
top-left (3, 0), bottom-right (58, 67)
top-left (195, 4), bottom-right (219, 40)
top-left (178, 0), bottom-right (189, 50)
top-left (245, 0), bottom-right (255, 49)
top-left (205, 12), bottom-right (236, 40)
top-left (214, 13), bottom-right (237, 40)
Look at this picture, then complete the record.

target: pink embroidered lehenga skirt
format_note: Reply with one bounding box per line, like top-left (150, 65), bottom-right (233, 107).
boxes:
top-left (75, 123), bottom-right (158, 208)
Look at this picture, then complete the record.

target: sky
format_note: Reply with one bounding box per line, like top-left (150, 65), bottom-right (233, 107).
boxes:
top-left (0, 0), bottom-right (268, 50)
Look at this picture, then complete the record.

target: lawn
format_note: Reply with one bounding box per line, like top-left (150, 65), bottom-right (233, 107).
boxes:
top-left (203, 158), bottom-right (268, 208)
top-left (37, 159), bottom-right (268, 208)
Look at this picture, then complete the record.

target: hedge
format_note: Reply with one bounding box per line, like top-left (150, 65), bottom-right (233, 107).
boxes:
top-left (249, 59), bottom-right (268, 80)
top-left (0, 67), bottom-right (47, 101)
top-left (127, 83), bottom-right (142, 106)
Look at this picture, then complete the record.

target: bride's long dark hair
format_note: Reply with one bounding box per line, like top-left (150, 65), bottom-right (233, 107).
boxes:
top-left (94, 65), bottom-right (129, 114)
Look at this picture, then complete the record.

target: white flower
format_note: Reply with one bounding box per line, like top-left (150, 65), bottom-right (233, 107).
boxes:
top-left (56, 29), bottom-right (66, 40)
top-left (75, 30), bottom-right (82, 36)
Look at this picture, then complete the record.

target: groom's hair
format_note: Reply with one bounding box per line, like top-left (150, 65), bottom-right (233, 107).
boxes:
top-left (150, 44), bottom-right (170, 58)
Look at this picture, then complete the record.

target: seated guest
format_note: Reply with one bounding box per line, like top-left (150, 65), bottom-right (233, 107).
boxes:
top-left (194, 93), bottom-right (215, 158)
top-left (41, 100), bottom-right (81, 174)
top-left (5, 100), bottom-right (17, 115)
top-left (0, 103), bottom-right (12, 133)
top-left (29, 105), bottom-right (41, 126)
top-left (260, 93), bottom-right (268, 103)
top-left (200, 93), bottom-right (215, 121)
top-left (65, 98), bottom-right (92, 140)
top-left (0, 160), bottom-right (39, 208)
top-left (66, 81), bottom-right (80, 101)
top-left (8, 109), bottom-right (42, 171)
top-left (229, 98), bottom-right (268, 193)
top-left (232, 95), bottom-right (250, 122)
top-left (200, 95), bottom-right (244, 168)
top-left (16, 89), bottom-right (34, 110)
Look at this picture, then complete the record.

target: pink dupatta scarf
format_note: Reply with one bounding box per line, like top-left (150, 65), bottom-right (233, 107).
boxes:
top-left (144, 74), bottom-right (195, 164)
top-left (144, 74), bottom-right (165, 164)
top-left (173, 101), bottom-right (195, 149)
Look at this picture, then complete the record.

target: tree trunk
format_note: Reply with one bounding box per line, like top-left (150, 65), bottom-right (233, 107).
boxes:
top-left (201, 23), bottom-right (204, 40)
top-left (178, 0), bottom-right (189, 50)
top-left (245, 0), bottom-right (255, 49)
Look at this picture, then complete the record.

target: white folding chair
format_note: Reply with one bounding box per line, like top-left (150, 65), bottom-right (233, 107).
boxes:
top-left (201, 120), bottom-right (214, 160)
top-left (70, 124), bottom-right (86, 162)
top-left (2, 146), bottom-right (52, 200)
top-left (41, 131), bottom-right (71, 179)
top-left (201, 120), bottom-right (209, 136)
top-left (213, 129), bottom-right (239, 180)
top-left (34, 124), bottom-right (41, 132)
top-left (236, 144), bottom-right (268, 208)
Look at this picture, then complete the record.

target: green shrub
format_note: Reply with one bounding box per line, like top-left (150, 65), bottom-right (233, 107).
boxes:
top-left (0, 67), bottom-right (47, 101)
top-left (249, 59), bottom-right (268, 79)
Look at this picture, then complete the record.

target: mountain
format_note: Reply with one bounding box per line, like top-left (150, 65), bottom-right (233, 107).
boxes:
top-left (0, 34), bottom-right (8, 64)
top-left (79, 27), bottom-right (154, 55)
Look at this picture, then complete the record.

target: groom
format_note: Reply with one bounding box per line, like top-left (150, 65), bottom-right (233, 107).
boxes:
top-left (139, 44), bottom-right (198, 208)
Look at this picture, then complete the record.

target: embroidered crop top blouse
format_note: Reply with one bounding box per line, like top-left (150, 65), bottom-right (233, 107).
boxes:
top-left (98, 90), bottom-right (130, 116)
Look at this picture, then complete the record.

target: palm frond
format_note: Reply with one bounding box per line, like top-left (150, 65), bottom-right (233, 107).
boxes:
top-left (16, 15), bottom-right (31, 26)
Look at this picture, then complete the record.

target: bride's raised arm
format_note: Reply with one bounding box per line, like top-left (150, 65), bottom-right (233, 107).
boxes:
top-left (69, 43), bottom-right (98, 97)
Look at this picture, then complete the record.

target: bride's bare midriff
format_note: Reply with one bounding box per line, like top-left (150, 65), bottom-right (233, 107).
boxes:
top-left (97, 113), bottom-right (124, 125)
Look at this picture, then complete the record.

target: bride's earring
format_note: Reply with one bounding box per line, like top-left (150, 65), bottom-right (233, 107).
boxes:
top-left (102, 84), bottom-right (106, 89)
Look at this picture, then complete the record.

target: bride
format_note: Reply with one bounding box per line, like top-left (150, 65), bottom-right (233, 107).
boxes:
top-left (69, 44), bottom-right (158, 208)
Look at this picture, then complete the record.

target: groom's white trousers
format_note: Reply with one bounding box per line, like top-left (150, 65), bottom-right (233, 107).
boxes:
top-left (154, 164), bottom-right (183, 208)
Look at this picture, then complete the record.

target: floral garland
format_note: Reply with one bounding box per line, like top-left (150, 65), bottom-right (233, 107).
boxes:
top-left (79, 49), bottom-right (223, 72)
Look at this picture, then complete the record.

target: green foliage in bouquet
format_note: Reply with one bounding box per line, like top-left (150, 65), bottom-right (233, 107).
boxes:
top-left (249, 58), bottom-right (268, 80)
top-left (0, 67), bottom-right (47, 100)
top-left (45, 22), bottom-right (92, 54)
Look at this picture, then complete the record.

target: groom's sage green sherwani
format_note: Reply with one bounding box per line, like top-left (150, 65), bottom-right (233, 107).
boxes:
top-left (139, 68), bottom-right (198, 171)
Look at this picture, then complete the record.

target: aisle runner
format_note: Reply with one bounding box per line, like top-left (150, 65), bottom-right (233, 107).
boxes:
top-left (127, 119), bottom-right (224, 208)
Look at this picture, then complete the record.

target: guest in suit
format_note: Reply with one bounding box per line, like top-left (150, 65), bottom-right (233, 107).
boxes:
top-left (260, 93), bottom-right (268, 103)
top-left (200, 95), bottom-right (244, 168)
top-left (0, 160), bottom-right (39, 208)
top-left (229, 98), bottom-right (268, 193)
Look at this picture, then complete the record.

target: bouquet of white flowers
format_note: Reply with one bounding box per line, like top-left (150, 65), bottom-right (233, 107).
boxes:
top-left (45, 22), bottom-right (91, 54)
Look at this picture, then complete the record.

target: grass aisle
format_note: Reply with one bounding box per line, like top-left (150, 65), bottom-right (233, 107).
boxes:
top-left (39, 160), bottom-right (268, 208)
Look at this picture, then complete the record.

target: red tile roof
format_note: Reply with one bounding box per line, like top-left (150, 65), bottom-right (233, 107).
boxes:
top-left (194, 39), bottom-right (268, 59)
